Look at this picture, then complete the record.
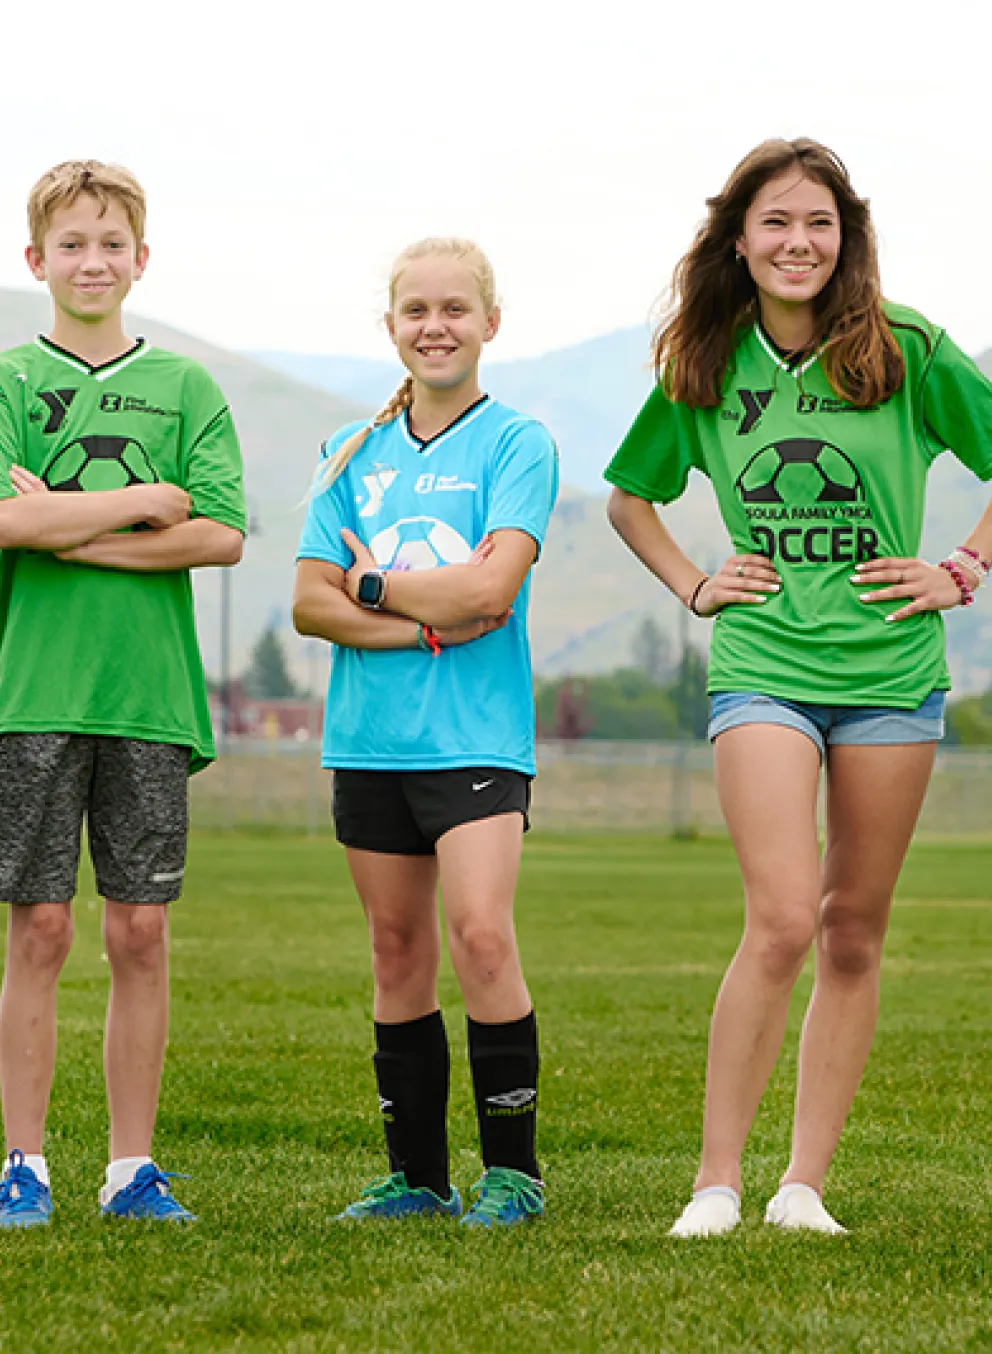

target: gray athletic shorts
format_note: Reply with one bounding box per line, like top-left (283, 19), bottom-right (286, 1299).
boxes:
top-left (0, 734), bottom-right (190, 905)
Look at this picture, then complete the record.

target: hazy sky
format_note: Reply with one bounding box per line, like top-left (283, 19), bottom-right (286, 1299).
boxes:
top-left (2, 0), bottom-right (989, 363)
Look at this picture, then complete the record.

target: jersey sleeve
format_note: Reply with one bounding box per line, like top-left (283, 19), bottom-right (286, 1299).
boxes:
top-left (484, 420), bottom-right (559, 550)
top-left (181, 365), bottom-right (247, 531)
top-left (604, 382), bottom-right (705, 503)
top-left (0, 363), bottom-right (24, 500)
top-left (920, 333), bottom-right (992, 481)
top-left (296, 424), bottom-right (365, 568)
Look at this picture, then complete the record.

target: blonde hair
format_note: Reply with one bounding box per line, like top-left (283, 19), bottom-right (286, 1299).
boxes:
top-left (28, 160), bottom-right (146, 254)
top-left (313, 237), bottom-right (497, 496)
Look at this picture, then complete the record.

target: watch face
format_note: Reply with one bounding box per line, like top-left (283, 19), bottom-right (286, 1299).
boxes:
top-left (357, 571), bottom-right (385, 607)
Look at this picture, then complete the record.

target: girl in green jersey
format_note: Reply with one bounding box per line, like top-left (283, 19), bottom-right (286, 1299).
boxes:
top-left (605, 138), bottom-right (992, 1236)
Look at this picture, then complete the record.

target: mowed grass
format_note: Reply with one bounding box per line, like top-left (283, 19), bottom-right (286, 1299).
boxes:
top-left (1, 832), bottom-right (990, 1353)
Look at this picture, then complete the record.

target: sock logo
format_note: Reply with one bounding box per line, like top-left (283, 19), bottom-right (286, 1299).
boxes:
top-left (485, 1088), bottom-right (536, 1113)
top-left (378, 1095), bottom-right (393, 1112)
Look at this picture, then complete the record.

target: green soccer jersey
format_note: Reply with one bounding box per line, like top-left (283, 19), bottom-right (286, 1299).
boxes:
top-left (605, 306), bottom-right (992, 707)
top-left (0, 337), bottom-right (246, 771)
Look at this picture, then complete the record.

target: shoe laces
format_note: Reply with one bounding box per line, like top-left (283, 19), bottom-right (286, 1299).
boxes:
top-left (468, 1167), bottom-right (543, 1220)
top-left (355, 1173), bottom-right (411, 1204)
top-left (120, 1164), bottom-right (190, 1215)
top-left (0, 1150), bottom-right (48, 1215)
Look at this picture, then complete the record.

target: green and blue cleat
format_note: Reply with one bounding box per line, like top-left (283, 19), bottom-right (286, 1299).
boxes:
top-left (460, 1166), bottom-right (544, 1228)
top-left (336, 1172), bottom-right (461, 1220)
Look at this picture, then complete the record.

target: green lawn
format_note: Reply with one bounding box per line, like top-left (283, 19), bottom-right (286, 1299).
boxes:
top-left (2, 832), bottom-right (990, 1353)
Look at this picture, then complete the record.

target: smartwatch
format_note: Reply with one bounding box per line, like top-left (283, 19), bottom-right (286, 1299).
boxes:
top-left (356, 569), bottom-right (387, 610)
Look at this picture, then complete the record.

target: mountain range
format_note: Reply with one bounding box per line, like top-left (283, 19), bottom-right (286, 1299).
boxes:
top-left (0, 287), bottom-right (989, 692)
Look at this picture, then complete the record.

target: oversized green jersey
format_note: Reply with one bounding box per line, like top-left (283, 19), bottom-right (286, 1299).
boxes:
top-left (0, 338), bottom-right (246, 770)
top-left (605, 306), bottom-right (992, 707)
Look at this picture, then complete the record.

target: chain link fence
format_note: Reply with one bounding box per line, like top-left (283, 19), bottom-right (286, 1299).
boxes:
top-left (190, 739), bottom-right (992, 838)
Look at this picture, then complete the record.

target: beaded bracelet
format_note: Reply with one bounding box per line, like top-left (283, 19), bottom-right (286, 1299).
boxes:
top-left (949, 546), bottom-right (990, 587)
top-left (939, 559), bottom-right (975, 607)
top-left (417, 622), bottom-right (442, 655)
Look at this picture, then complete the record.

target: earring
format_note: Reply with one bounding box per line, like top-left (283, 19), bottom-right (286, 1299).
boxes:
top-left (735, 251), bottom-right (745, 264)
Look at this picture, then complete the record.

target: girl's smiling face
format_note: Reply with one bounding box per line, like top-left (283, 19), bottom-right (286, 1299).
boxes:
top-left (737, 172), bottom-right (842, 325)
top-left (386, 255), bottom-right (499, 392)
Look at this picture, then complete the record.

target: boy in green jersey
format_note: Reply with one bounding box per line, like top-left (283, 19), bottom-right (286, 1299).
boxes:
top-left (0, 161), bottom-right (246, 1225)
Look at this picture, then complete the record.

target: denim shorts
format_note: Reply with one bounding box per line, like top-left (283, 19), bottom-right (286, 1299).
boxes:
top-left (708, 690), bottom-right (946, 758)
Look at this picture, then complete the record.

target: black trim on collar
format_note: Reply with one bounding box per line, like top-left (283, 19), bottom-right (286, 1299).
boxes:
top-left (36, 334), bottom-right (145, 375)
top-left (405, 394), bottom-right (490, 449)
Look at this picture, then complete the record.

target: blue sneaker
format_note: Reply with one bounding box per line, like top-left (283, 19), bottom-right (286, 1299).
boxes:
top-left (101, 1163), bottom-right (195, 1222)
top-left (0, 1150), bottom-right (52, 1229)
top-left (336, 1172), bottom-right (461, 1220)
top-left (459, 1167), bottom-right (544, 1228)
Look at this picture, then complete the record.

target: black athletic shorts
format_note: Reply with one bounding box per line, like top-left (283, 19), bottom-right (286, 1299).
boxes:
top-left (332, 767), bottom-right (531, 856)
top-left (0, 734), bottom-right (190, 905)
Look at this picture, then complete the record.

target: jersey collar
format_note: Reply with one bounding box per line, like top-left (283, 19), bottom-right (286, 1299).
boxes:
top-left (399, 395), bottom-right (491, 457)
top-left (34, 335), bottom-right (150, 382)
top-left (753, 323), bottom-right (824, 379)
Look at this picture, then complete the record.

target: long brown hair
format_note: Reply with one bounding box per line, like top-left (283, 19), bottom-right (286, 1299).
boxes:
top-left (652, 138), bottom-right (905, 409)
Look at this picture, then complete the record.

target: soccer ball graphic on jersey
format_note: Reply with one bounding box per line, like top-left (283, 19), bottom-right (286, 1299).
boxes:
top-left (735, 438), bottom-right (862, 505)
top-left (370, 516), bottom-right (472, 570)
top-left (44, 435), bottom-right (158, 492)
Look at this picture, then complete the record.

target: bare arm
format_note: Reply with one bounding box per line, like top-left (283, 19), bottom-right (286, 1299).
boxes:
top-left (607, 487), bottom-right (780, 615)
top-left (55, 518), bottom-right (244, 571)
top-left (0, 478), bottom-right (190, 551)
top-left (294, 558), bottom-right (420, 649)
top-left (341, 527), bottom-right (537, 628)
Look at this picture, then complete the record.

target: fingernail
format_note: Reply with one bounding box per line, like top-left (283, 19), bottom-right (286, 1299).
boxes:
top-left (770, 584), bottom-right (781, 592)
top-left (754, 594), bottom-right (766, 602)
top-left (858, 594), bottom-right (873, 602)
top-left (885, 614), bottom-right (896, 623)
top-left (849, 575), bottom-right (861, 582)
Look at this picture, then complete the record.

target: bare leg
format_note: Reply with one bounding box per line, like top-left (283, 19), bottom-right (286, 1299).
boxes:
top-left (437, 815), bottom-right (530, 1022)
top-left (695, 726), bottom-right (822, 1195)
top-left (103, 902), bottom-right (170, 1160)
top-left (346, 850), bottom-right (440, 1021)
top-left (0, 903), bottom-right (73, 1154)
top-left (783, 742), bottom-right (936, 1193)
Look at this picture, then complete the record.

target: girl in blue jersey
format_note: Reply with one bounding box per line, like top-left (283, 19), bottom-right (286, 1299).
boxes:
top-left (294, 239), bottom-right (558, 1226)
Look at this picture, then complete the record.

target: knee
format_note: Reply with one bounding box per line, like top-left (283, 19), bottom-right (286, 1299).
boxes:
top-left (104, 906), bottom-right (168, 972)
top-left (448, 918), bottom-right (515, 986)
top-left (12, 907), bottom-right (74, 972)
top-left (369, 920), bottom-right (435, 996)
top-left (745, 910), bottom-right (815, 985)
top-left (819, 892), bottom-right (885, 979)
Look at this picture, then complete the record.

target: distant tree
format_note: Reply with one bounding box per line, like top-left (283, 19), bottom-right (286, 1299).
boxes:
top-left (243, 627), bottom-right (297, 699)
top-left (672, 645), bottom-right (709, 740)
top-left (630, 616), bottom-right (671, 685)
top-left (554, 678), bottom-right (592, 739)
top-left (945, 689), bottom-right (992, 744)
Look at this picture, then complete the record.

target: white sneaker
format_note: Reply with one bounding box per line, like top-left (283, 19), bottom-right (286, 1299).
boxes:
top-left (764, 1183), bottom-right (847, 1234)
top-left (669, 1186), bottom-right (741, 1237)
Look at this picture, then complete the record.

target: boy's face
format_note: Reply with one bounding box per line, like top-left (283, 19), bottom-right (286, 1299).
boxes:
top-left (25, 193), bottom-right (148, 324)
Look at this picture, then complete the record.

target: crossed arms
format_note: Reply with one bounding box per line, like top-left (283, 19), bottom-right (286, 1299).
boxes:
top-left (0, 466), bottom-right (242, 569)
top-left (293, 529), bottom-right (538, 652)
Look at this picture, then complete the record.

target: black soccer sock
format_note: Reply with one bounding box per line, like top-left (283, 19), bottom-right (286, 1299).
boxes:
top-left (467, 1010), bottom-right (541, 1181)
top-left (373, 1010), bottom-right (450, 1198)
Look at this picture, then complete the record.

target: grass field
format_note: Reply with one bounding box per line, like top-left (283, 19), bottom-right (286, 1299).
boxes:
top-left (1, 832), bottom-right (990, 1353)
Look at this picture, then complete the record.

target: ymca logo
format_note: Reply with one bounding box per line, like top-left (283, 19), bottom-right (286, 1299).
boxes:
top-left (736, 388), bottom-right (774, 435)
top-left (36, 388), bottom-right (78, 435)
top-left (357, 464), bottom-right (399, 519)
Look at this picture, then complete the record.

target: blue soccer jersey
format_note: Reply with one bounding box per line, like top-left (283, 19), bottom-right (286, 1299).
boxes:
top-left (297, 397), bottom-right (559, 774)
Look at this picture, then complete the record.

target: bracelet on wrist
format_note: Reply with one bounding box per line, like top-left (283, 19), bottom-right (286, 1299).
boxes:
top-left (417, 622), bottom-right (442, 655)
top-left (687, 577), bottom-right (709, 617)
top-left (939, 558), bottom-right (976, 607)
top-left (949, 546), bottom-right (989, 588)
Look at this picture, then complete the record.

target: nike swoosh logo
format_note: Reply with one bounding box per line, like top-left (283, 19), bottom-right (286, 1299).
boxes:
top-left (472, 779), bottom-right (495, 792)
